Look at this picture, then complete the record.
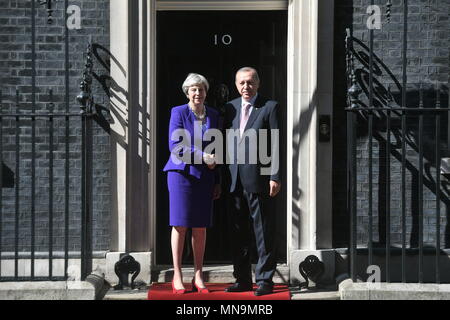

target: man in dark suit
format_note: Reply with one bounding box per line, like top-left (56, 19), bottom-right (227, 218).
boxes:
top-left (224, 67), bottom-right (281, 296)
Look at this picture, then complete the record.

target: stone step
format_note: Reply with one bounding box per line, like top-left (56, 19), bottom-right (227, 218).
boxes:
top-left (103, 285), bottom-right (341, 301)
top-left (151, 264), bottom-right (289, 284)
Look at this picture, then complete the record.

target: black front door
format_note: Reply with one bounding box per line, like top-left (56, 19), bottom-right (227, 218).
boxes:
top-left (156, 10), bottom-right (287, 264)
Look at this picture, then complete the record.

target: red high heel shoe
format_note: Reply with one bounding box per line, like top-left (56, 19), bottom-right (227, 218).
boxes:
top-left (172, 280), bottom-right (186, 294)
top-left (191, 278), bottom-right (210, 293)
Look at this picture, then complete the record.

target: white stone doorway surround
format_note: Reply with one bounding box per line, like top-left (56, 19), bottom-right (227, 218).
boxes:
top-left (106, 0), bottom-right (334, 286)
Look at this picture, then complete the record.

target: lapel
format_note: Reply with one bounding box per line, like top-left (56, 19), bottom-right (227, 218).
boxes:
top-left (185, 104), bottom-right (196, 133)
top-left (244, 95), bottom-right (263, 131)
top-left (232, 99), bottom-right (242, 130)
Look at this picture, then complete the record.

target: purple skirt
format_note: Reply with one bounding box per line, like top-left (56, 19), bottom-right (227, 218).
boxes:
top-left (167, 170), bottom-right (214, 228)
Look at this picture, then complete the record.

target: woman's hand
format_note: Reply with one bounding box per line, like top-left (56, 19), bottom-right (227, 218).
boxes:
top-left (213, 184), bottom-right (221, 200)
top-left (203, 153), bottom-right (216, 169)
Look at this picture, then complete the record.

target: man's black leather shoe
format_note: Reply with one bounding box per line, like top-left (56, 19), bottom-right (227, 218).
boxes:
top-left (254, 284), bottom-right (273, 296)
top-left (225, 282), bottom-right (253, 292)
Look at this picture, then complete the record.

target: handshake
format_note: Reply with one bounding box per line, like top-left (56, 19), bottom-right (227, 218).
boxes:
top-left (203, 153), bottom-right (217, 170)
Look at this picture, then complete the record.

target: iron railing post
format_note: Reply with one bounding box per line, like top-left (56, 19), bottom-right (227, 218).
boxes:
top-left (346, 28), bottom-right (361, 282)
top-left (48, 90), bottom-right (54, 279)
top-left (368, 0), bottom-right (375, 270)
top-left (14, 91), bottom-right (20, 280)
top-left (401, 0), bottom-right (408, 283)
top-left (386, 90), bottom-right (392, 283)
top-left (31, 0), bottom-right (37, 281)
top-left (347, 110), bottom-right (357, 282)
top-left (435, 85), bottom-right (441, 284)
top-left (79, 43), bottom-right (94, 281)
top-left (64, 0), bottom-right (70, 280)
top-left (418, 84), bottom-right (424, 283)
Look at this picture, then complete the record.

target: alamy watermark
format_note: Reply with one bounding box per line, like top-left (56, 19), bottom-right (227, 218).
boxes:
top-left (366, 264), bottom-right (381, 288)
top-left (66, 5), bottom-right (81, 30)
top-left (367, 5), bottom-right (382, 30)
top-left (170, 122), bottom-right (280, 176)
top-left (65, 4), bottom-right (383, 32)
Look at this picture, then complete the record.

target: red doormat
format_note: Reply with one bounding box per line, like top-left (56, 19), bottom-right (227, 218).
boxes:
top-left (147, 283), bottom-right (291, 300)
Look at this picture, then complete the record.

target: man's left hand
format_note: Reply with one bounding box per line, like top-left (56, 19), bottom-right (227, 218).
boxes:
top-left (269, 180), bottom-right (281, 197)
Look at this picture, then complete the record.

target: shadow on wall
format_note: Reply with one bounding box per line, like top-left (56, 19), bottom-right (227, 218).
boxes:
top-left (290, 89), bottom-right (317, 241)
top-left (89, 41), bottom-right (151, 155)
top-left (90, 43), bottom-right (126, 141)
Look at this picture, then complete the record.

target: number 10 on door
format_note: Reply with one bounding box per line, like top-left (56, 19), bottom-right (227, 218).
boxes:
top-left (214, 34), bottom-right (232, 46)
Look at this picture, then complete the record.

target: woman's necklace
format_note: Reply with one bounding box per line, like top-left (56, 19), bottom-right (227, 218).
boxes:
top-left (190, 104), bottom-right (206, 120)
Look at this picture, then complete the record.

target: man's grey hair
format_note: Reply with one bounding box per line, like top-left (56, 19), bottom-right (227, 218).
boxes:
top-left (182, 73), bottom-right (210, 96)
top-left (236, 67), bottom-right (260, 83)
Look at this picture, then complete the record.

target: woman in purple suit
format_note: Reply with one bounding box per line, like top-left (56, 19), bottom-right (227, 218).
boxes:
top-left (163, 73), bottom-right (221, 294)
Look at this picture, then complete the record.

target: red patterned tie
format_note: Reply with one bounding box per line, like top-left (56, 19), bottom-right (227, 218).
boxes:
top-left (240, 103), bottom-right (251, 136)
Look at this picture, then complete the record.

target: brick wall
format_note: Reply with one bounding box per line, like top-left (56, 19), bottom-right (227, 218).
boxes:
top-left (0, 0), bottom-right (111, 253)
top-left (333, 0), bottom-right (450, 248)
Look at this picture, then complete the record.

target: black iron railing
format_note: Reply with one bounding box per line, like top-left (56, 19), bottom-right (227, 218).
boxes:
top-left (0, 91), bottom-right (93, 281)
top-left (345, 0), bottom-right (449, 283)
top-left (0, 0), bottom-right (94, 281)
top-left (346, 94), bottom-right (446, 283)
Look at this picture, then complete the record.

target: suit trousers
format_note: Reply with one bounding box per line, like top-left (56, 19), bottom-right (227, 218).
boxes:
top-left (229, 178), bottom-right (277, 286)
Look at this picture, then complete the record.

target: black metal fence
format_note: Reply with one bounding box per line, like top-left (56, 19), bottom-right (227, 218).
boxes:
top-left (0, 0), bottom-right (94, 282)
top-left (346, 0), bottom-right (449, 283)
top-left (347, 90), bottom-right (447, 283)
top-left (0, 90), bottom-right (93, 281)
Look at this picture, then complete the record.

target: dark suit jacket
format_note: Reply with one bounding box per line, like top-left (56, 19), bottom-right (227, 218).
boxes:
top-left (224, 95), bottom-right (280, 194)
top-left (163, 104), bottom-right (220, 183)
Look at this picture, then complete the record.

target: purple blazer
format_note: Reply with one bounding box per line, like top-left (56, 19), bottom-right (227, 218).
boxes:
top-left (163, 104), bottom-right (220, 182)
